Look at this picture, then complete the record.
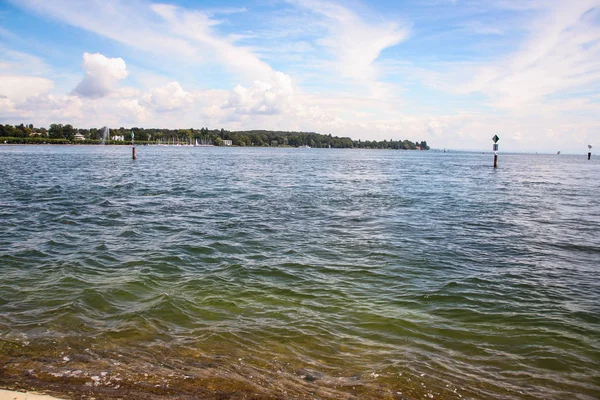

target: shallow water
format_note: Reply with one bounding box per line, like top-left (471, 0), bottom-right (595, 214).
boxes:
top-left (0, 145), bottom-right (599, 399)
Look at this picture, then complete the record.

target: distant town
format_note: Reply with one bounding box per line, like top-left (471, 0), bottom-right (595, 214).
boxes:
top-left (0, 123), bottom-right (430, 150)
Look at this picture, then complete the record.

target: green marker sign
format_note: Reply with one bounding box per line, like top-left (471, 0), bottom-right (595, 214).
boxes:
top-left (492, 135), bottom-right (499, 143)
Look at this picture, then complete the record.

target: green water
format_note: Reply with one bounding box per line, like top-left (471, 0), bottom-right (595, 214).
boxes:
top-left (0, 146), bottom-right (599, 399)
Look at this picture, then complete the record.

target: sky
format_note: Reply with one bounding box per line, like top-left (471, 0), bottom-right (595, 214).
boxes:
top-left (0, 0), bottom-right (599, 152)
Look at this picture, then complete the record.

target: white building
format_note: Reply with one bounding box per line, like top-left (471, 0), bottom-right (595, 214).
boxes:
top-left (74, 133), bottom-right (85, 141)
top-left (222, 140), bottom-right (233, 146)
top-left (111, 135), bottom-right (125, 141)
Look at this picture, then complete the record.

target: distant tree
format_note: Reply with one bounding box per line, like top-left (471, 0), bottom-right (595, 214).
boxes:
top-left (49, 124), bottom-right (64, 139)
top-left (62, 124), bottom-right (75, 140)
top-left (178, 129), bottom-right (193, 144)
top-left (0, 124), bottom-right (17, 137)
top-left (13, 123), bottom-right (28, 138)
top-left (88, 128), bottom-right (99, 140)
top-left (137, 128), bottom-right (149, 141)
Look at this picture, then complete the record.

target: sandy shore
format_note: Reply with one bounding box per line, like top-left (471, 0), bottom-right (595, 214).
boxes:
top-left (0, 390), bottom-right (64, 400)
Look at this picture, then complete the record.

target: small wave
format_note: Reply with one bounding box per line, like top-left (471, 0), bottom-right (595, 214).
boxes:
top-left (98, 199), bottom-right (115, 207)
top-left (113, 182), bottom-right (135, 190)
top-left (180, 245), bottom-right (215, 255)
top-left (118, 229), bottom-right (140, 238)
top-left (210, 241), bottom-right (242, 254)
top-left (13, 249), bottom-right (49, 258)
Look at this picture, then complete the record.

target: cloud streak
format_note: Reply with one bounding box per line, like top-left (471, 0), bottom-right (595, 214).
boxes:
top-left (290, 0), bottom-right (408, 82)
top-left (465, 0), bottom-right (600, 110)
top-left (12, 0), bottom-right (274, 83)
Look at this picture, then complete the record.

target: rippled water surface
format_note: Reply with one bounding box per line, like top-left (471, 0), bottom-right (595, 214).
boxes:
top-left (1, 145), bottom-right (599, 399)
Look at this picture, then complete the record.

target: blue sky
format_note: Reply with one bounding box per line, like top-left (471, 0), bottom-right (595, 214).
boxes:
top-left (1, 0), bottom-right (599, 152)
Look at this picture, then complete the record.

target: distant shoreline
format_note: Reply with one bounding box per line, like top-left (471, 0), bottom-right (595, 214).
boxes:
top-left (0, 142), bottom-right (430, 150)
top-left (0, 124), bottom-right (430, 150)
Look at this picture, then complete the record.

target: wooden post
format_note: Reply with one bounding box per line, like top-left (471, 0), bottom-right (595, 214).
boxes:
top-left (494, 153), bottom-right (498, 168)
top-left (132, 147), bottom-right (136, 160)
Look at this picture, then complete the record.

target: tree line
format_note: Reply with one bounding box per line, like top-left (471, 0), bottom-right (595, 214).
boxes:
top-left (0, 123), bottom-right (430, 150)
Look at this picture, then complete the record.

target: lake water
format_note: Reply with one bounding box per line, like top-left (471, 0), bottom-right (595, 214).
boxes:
top-left (0, 145), bottom-right (599, 399)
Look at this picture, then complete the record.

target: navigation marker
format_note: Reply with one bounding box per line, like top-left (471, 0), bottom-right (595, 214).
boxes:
top-left (132, 131), bottom-right (136, 160)
top-left (588, 144), bottom-right (592, 160)
top-left (492, 135), bottom-right (499, 168)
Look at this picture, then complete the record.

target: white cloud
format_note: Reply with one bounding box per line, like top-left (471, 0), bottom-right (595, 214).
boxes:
top-left (114, 87), bottom-right (142, 98)
top-left (142, 81), bottom-right (194, 112)
top-left (52, 96), bottom-right (84, 119)
top-left (0, 95), bottom-right (16, 113)
top-left (118, 99), bottom-right (149, 122)
top-left (18, 94), bottom-right (83, 120)
top-left (224, 71), bottom-right (294, 116)
top-left (0, 76), bottom-right (54, 102)
top-left (72, 52), bottom-right (129, 99)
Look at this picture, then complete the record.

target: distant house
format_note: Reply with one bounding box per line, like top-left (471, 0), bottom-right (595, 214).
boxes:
top-left (222, 140), bottom-right (233, 146)
top-left (111, 135), bottom-right (125, 141)
top-left (415, 145), bottom-right (421, 150)
top-left (74, 133), bottom-right (85, 141)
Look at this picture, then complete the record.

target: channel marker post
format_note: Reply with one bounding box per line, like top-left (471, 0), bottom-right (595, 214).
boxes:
top-left (132, 131), bottom-right (136, 160)
top-left (492, 135), bottom-right (499, 168)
